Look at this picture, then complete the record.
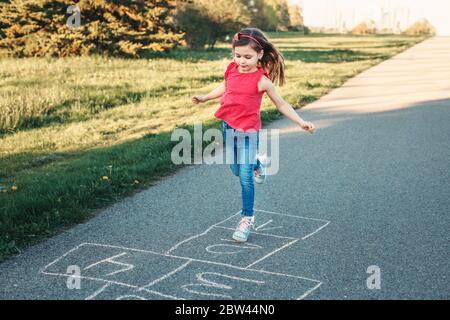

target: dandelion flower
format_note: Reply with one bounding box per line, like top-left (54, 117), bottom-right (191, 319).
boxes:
top-left (101, 176), bottom-right (109, 180)
top-left (11, 185), bottom-right (18, 191)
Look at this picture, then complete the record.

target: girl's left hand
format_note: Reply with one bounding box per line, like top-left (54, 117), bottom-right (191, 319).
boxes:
top-left (299, 121), bottom-right (315, 133)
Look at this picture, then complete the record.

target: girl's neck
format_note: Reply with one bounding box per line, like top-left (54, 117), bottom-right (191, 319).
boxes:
top-left (237, 65), bottom-right (258, 74)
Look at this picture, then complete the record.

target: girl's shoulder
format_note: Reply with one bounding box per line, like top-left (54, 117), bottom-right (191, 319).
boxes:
top-left (224, 61), bottom-right (237, 79)
top-left (259, 67), bottom-right (269, 78)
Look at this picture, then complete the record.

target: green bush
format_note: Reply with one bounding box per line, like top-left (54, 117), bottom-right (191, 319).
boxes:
top-left (0, 0), bottom-right (184, 58)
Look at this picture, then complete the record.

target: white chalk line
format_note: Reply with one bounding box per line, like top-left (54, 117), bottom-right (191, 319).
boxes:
top-left (244, 239), bottom-right (300, 269)
top-left (181, 272), bottom-right (266, 299)
top-left (181, 284), bottom-right (232, 299)
top-left (84, 252), bottom-right (134, 276)
top-left (220, 238), bottom-right (246, 244)
top-left (254, 219), bottom-right (274, 231)
top-left (41, 242), bottom-right (89, 273)
top-left (198, 272), bottom-right (265, 286)
top-left (40, 271), bottom-right (139, 289)
top-left (301, 220), bottom-right (331, 240)
top-left (218, 239), bottom-right (262, 249)
top-left (139, 288), bottom-right (186, 300)
top-left (115, 295), bottom-right (146, 300)
top-left (139, 260), bottom-right (192, 290)
top-left (250, 268), bottom-right (321, 284)
top-left (41, 270), bottom-right (183, 300)
top-left (205, 239), bottom-right (262, 254)
top-left (85, 283), bottom-right (112, 300)
top-left (213, 226), bottom-right (297, 240)
top-left (254, 208), bottom-right (331, 224)
top-left (165, 210), bottom-right (241, 254)
top-left (297, 282), bottom-right (323, 300)
top-left (257, 226), bottom-right (283, 232)
top-left (84, 242), bottom-right (162, 255)
top-left (206, 244), bottom-right (262, 255)
top-left (86, 283), bottom-right (185, 300)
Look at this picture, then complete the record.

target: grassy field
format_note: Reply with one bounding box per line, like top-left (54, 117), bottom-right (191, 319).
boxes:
top-left (0, 32), bottom-right (427, 261)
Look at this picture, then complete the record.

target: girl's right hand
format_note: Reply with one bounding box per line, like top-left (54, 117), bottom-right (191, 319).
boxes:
top-left (299, 120), bottom-right (315, 134)
top-left (192, 95), bottom-right (206, 104)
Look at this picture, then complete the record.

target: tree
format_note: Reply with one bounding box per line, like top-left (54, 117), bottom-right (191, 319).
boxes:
top-left (0, 0), bottom-right (184, 58)
top-left (404, 19), bottom-right (435, 36)
top-left (175, 0), bottom-right (250, 49)
top-left (277, 0), bottom-right (290, 31)
top-left (350, 20), bottom-right (377, 35)
top-left (288, 4), bottom-right (304, 31)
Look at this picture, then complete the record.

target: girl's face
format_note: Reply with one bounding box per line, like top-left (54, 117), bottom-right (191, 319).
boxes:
top-left (233, 45), bottom-right (263, 71)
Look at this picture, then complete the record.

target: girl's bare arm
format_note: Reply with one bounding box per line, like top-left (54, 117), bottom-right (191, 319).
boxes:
top-left (192, 81), bottom-right (226, 104)
top-left (262, 77), bottom-right (315, 133)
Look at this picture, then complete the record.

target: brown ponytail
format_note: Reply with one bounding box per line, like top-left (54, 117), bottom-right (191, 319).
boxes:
top-left (231, 27), bottom-right (285, 86)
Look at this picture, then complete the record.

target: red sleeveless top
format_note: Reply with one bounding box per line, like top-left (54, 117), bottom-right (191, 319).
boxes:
top-left (214, 61), bottom-right (268, 132)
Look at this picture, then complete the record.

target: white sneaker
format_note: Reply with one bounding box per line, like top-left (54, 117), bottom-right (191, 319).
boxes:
top-left (232, 216), bottom-right (255, 242)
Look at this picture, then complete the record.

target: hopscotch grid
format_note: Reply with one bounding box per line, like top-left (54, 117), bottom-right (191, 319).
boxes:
top-left (41, 208), bottom-right (329, 300)
top-left (43, 242), bottom-right (321, 284)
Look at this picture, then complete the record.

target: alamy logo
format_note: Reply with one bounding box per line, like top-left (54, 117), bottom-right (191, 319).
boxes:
top-left (366, 265), bottom-right (381, 290)
top-left (67, 5), bottom-right (81, 29)
top-left (170, 124), bottom-right (279, 175)
top-left (66, 265), bottom-right (81, 289)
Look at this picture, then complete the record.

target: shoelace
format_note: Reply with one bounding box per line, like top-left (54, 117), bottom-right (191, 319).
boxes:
top-left (239, 218), bottom-right (253, 232)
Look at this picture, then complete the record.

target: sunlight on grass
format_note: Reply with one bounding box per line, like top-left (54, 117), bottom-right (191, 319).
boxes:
top-left (1, 34), bottom-right (424, 181)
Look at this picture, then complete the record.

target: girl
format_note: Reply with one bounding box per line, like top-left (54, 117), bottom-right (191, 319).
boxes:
top-left (192, 28), bottom-right (315, 242)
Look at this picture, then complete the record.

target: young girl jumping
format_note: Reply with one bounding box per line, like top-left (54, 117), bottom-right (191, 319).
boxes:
top-left (192, 27), bottom-right (315, 242)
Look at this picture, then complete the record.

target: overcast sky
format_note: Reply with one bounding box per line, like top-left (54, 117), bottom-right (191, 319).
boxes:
top-left (289, 0), bottom-right (450, 35)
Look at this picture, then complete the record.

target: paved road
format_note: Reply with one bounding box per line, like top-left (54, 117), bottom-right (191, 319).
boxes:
top-left (1, 37), bottom-right (449, 300)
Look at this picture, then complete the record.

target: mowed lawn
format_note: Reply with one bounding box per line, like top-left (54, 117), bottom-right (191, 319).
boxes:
top-left (0, 32), bottom-right (427, 260)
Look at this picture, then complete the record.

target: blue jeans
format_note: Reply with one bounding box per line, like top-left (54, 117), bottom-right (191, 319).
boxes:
top-left (222, 121), bottom-right (261, 217)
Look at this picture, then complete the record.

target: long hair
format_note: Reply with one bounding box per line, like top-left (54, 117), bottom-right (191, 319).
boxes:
top-left (231, 27), bottom-right (285, 86)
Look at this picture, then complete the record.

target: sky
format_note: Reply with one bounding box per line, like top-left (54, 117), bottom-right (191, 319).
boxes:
top-left (289, 0), bottom-right (450, 35)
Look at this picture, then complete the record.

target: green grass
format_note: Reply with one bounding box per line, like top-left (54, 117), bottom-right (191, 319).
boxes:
top-left (0, 32), bottom-right (428, 261)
